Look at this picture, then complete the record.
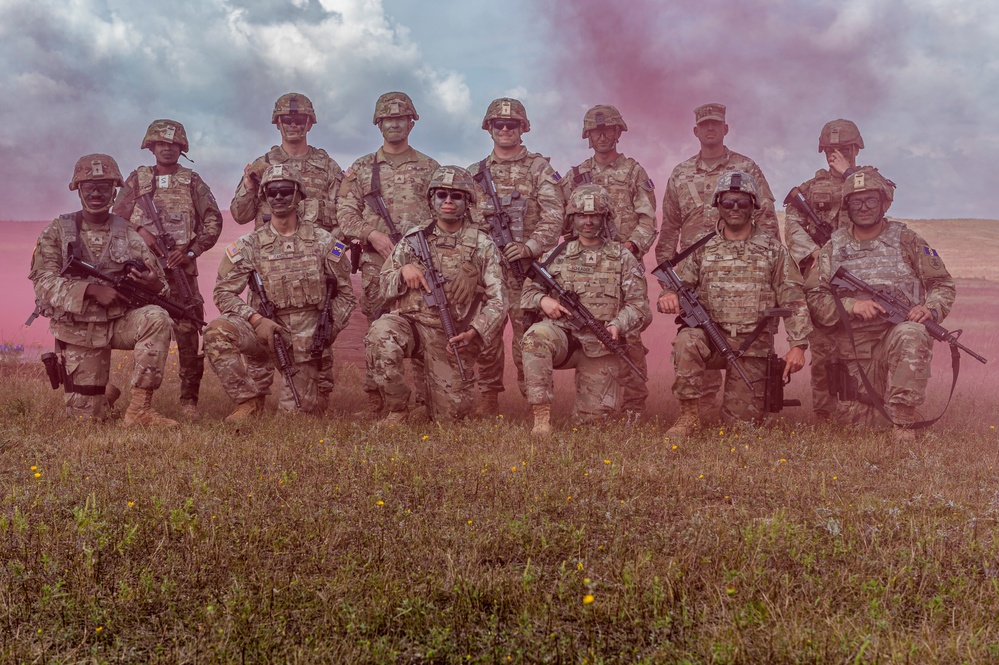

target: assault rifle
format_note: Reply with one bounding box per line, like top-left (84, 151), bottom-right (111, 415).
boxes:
top-left (309, 276), bottom-right (339, 363)
top-left (758, 308), bottom-right (802, 414)
top-left (363, 189), bottom-right (402, 245)
top-left (247, 271), bottom-right (302, 408)
top-left (61, 248), bottom-right (206, 328)
top-left (783, 187), bottom-right (834, 248)
top-left (406, 228), bottom-right (469, 381)
top-left (526, 261), bottom-right (647, 382)
top-left (651, 233), bottom-right (754, 390)
top-left (135, 193), bottom-right (203, 318)
top-left (472, 167), bottom-right (528, 281)
top-left (830, 266), bottom-right (988, 364)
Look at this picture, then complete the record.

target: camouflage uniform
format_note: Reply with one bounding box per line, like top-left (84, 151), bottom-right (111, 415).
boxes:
top-left (29, 213), bottom-right (171, 420)
top-left (522, 238), bottom-right (651, 421)
top-left (805, 221), bottom-right (955, 427)
top-left (206, 221), bottom-right (356, 415)
top-left (113, 121), bottom-right (223, 408)
top-left (366, 219), bottom-right (507, 421)
top-left (665, 227), bottom-right (811, 422)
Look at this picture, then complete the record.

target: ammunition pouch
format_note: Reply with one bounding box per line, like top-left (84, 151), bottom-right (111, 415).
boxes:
top-left (41, 352), bottom-right (64, 390)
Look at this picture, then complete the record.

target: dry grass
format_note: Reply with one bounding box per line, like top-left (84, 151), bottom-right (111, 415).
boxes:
top-left (2, 336), bottom-right (999, 663)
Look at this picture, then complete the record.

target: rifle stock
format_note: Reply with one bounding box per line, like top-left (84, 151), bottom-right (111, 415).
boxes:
top-left (783, 187), bottom-right (833, 249)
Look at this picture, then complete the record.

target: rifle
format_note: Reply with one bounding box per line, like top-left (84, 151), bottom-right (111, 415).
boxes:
top-left (135, 192), bottom-right (203, 318)
top-left (309, 276), bottom-right (339, 363)
top-left (651, 233), bottom-right (754, 390)
top-left (758, 308), bottom-right (802, 413)
top-left (61, 248), bottom-right (206, 328)
top-left (830, 266), bottom-right (988, 364)
top-left (783, 186), bottom-right (834, 249)
top-left (472, 167), bottom-right (528, 281)
top-left (363, 189), bottom-right (403, 245)
top-left (247, 271), bottom-right (303, 408)
top-left (526, 261), bottom-right (647, 382)
top-left (405, 228), bottom-right (469, 381)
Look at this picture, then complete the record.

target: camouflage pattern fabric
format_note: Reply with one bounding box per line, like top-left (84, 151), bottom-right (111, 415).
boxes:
top-left (783, 167), bottom-right (856, 267)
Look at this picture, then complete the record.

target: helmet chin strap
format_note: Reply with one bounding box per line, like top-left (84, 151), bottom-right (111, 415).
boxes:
top-left (78, 188), bottom-right (115, 214)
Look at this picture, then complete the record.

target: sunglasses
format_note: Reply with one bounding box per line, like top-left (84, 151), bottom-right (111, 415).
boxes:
top-left (434, 190), bottom-right (466, 202)
top-left (264, 185), bottom-right (297, 199)
top-left (718, 199), bottom-right (753, 210)
top-left (79, 182), bottom-right (115, 195)
top-left (278, 114), bottom-right (309, 126)
top-left (491, 120), bottom-right (520, 131)
top-left (847, 196), bottom-right (880, 211)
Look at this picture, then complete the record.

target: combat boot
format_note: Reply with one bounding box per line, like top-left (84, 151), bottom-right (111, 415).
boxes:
top-left (353, 392), bottom-right (384, 419)
top-left (891, 404), bottom-right (919, 443)
top-left (124, 388), bottom-right (179, 427)
top-left (224, 397), bottom-right (263, 423)
top-left (379, 408), bottom-right (409, 426)
top-left (105, 384), bottom-right (121, 411)
top-left (179, 400), bottom-right (201, 422)
top-left (475, 392), bottom-right (500, 417)
top-left (665, 399), bottom-right (700, 440)
top-left (531, 405), bottom-right (553, 438)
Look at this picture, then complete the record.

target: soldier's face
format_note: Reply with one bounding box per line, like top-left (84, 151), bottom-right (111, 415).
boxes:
top-left (588, 126), bottom-right (620, 153)
top-left (846, 192), bottom-right (884, 228)
top-left (694, 120), bottom-right (727, 150)
top-left (78, 181), bottom-right (116, 214)
top-left (432, 188), bottom-right (468, 223)
top-left (379, 115), bottom-right (414, 144)
top-left (263, 180), bottom-right (299, 216)
top-left (717, 192), bottom-right (753, 229)
top-left (572, 212), bottom-right (605, 240)
top-left (152, 141), bottom-right (180, 167)
top-left (278, 115), bottom-right (312, 142)
top-left (489, 120), bottom-right (523, 148)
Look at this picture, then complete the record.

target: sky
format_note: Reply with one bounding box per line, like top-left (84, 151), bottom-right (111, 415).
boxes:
top-left (1, 0), bottom-right (997, 222)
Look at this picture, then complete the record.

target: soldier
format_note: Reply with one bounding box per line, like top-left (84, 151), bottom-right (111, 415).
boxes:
top-left (231, 93), bottom-right (343, 233)
top-left (365, 166), bottom-right (507, 423)
top-left (470, 97), bottom-right (565, 415)
top-left (205, 164), bottom-right (356, 421)
top-left (562, 104), bottom-right (656, 421)
top-left (654, 103), bottom-right (780, 420)
top-left (521, 185), bottom-right (651, 437)
top-left (804, 167), bottom-right (955, 443)
top-left (657, 171), bottom-right (810, 438)
top-left (29, 154), bottom-right (178, 426)
top-left (113, 119), bottom-right (223, 421)
top-left (338, 91), bottom-right (440, 417)
top-left (783, 119), bottom-right (867, 421)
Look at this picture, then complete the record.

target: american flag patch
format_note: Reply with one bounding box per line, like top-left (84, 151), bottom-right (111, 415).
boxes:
top-left (342, 167), bottom-right (355, 180)
top-left (225, 241), bottom-right (242, 262)
top-left (330, 240), bottom-right (347, 258)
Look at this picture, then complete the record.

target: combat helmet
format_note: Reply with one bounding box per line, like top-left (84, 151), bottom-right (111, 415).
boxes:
top-left (711, 171), bottom-right (761, 209)
top-left (141, 119), bottom-right (189, 153)
top-left (427, 165), bottom-right (477, 207)
top-left (259, 163), bottom-right (308, 197)
top-left (271, 93), bottom-right (317, 124)
top-left (818, 119), bottom-right (864, 153)
top-left (69, 154), bottom-right (124, 191)
top-left (582, 104), bottom-right (628, 138)
top-left (842, 166), bottom-right (895, 209)
top-left (481, 98), bottom-right (530, 133)
top-left (566, 184), bottom-right (615, 220)
top-left (373, 92), bottom-right (419, 124)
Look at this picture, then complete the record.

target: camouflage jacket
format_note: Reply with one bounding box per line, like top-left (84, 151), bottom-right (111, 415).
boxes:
top-left (522, 239), bottom-right (651, 358)
top-left (561, 153), bottom-right (657, 255)
top-left (214, 221), bottom-right (356, 363)
top-left (113, 165), bottom-right (223, 276)
top-left (784, 166), bottom-right (871, 267)
top-left (469, 146), bottom-right (565, 259)
top-left (380, 219), bottom-right (508, 346)
top-left (655, 147), bottom-right (779, 265)
top-left (337, 146), bottom-right (439, 255)
top-left (231, 144), bottom-right (343, 234)
top-left (663, 227), bottom-right (811, 356)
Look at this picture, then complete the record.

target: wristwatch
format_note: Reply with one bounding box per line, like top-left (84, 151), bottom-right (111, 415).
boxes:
top-left (186, 251), bottom-right (196, 259)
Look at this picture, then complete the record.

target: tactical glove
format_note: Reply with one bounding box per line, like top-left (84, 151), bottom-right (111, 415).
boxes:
top-left (502, 241), bottom-right (533, 263)
top-left (446, 261), bottom-right (478, 308)
top-left (252, 316), bottom-right (287, 352)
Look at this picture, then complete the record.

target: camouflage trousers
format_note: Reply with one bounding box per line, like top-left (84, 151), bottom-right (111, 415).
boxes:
top-left (204, 314), bottom-right (331, 415)
top-left (55, 305), bottom-right (172, 420)
top-left (671, 327), bottom-right (767, 423)
top-left (168, 270), bottom-right (206, 404)
top-left (833, 322), bottom-right (933, 427)
top-left (522, 321), bottom-right (622, 420)
top-left (621, 335), bottom-right (649, 412)
top-left (807, 323), bottom-right (838, 419)
top-left (477, 268), bottom-right (526, 397)
top-left (364, 313), bottom-right (482, 421)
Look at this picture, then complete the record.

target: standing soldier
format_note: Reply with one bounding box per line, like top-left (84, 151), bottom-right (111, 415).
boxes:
top-left (805, 167), bottom-right (955, 442)
top-left (470, 97), bottom-right (565, 415)
top-left (521, 185), bottom-right (651, 437)
top-left (205, 164), bottom-right (356, 421)
top-left (231, 93), bottom-right (343, 233)
top-left (29, 154), bottom-right (178, 426)
top-left (338, 91), bottom-right (440, 417)
top-left (654, 103), bottom-right (780, 420)
top-left (365, 166), bottom-right (507, 423)
top-left (562, 104), bottom-right (656, 422)
top-left (113, 119), bottom-right (223, 421)
top-left (657, 171), bottom-right (810, 438)
top-left (784, 119), bottom-right (866, 420)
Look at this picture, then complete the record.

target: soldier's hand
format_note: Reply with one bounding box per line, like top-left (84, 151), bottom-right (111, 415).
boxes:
top-left (601, 325), bottom-right (621, 350)
top-left (368, 230), bottom-right (394, 259)
top-left (85, 283), bottom-right (126, 308)
top-left (657, 292), bottom-right (680, 315)
top-left (401, 264), bottom-right (430, 292)
top-left (126, 260), bottom-right (163, 292)
top-left (165, 249), bottom-right (191, 269)
top-left (827, 150), bottom-right (850, 175)
top-left (446, 261), bottom-right (478, 307)
top-left (783, 346), bottom-right (807, 380)
top-left (851, 299), bottom-right (884, 321)
top-left (251, 316), bottom-right (287, 352)
top-left (242, 164), bottom-right (258, 192)
top-left (136, 227), bottom-right (161, 255)
top-left (502, 241), bottom-right (533, 263)
top-left (540, 296), bottom-right (571, 319)
top-left (907, 304), bottom-right (934, 324)
top-left (448, 328), bottom-right (479, 351)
